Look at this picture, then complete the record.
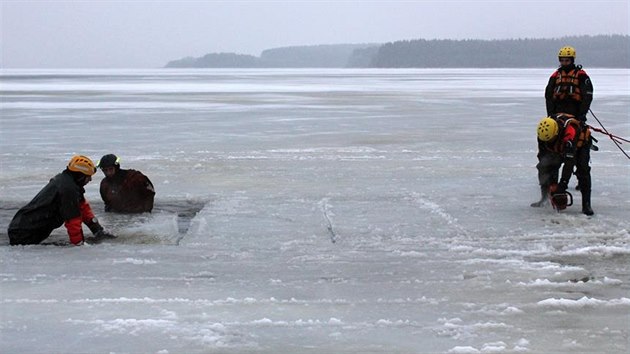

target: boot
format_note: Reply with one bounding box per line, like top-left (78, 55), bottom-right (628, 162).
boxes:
top-left (581, 190), bottom-right (594, 216)
top-left (530, 186), bottom-right (548, 207)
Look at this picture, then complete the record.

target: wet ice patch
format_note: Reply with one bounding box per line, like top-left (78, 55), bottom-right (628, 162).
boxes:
top-left (94, 199), bottom-right (206, 245)
top-left (66, 318), bottom-right (254, 348)
top-left (114, 213), bottom-right (180, 244)
top-left (437, 317), bottom-right (511, 340)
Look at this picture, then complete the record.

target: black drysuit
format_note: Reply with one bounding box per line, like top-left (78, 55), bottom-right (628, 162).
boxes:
top-left (8, 170), bottom-right (89, 245)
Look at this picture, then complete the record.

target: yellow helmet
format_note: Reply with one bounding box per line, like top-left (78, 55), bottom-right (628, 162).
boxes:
top-left (537, 117), bottom-right (559, 142)
top-left (68, 155), bottom-right (97, 176)
top-left (558, 46), bottom-right (576, 58)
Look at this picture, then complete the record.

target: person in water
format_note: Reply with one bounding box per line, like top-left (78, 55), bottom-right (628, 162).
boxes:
top-left (98, 154), bottom-right (155, 213)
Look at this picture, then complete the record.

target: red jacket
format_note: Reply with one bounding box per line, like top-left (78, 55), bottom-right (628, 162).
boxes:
top-left (562, 123), bottom-right (577, 144)
top-left (541, 115), bottom-right (581, 154)
top-left (64, 199), bottom-right (97, 245)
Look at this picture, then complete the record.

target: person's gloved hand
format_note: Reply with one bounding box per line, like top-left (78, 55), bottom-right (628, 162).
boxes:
top-left (87, 218), bottom-right (104, 235)
top-left (95, 229), bottom-right (116, 239)
top-left (564, 141), bottom-right (575, 159)
top-left (86, 230), bottom-right (116, 244)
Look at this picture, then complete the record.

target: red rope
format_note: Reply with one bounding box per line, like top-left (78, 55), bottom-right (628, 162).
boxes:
top-left (588, 126), bottom-right (630, 144)
top-left (587, 109), bottom-right (630, 160)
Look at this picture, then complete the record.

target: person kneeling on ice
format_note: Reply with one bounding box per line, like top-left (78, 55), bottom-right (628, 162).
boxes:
top-left (97, 154), bottom-right (155, 213)
top-left (531, 115), bottom-right (594, 215)
top-left (7, 155), bottom-right (116, 246)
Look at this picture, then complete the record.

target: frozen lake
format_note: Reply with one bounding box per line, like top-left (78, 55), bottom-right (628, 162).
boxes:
top-left (1, 68), bottom-right (629, 353)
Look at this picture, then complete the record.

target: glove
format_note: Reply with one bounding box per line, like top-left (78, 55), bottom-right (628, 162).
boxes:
top-left (95, 229), bottom-right (116, 239)
top-left (85, 230), bottom-right (116, 244)
top-left (86, 218), bottom-right (104, 235)
top-left (564, 141), bottom-right (575, 159)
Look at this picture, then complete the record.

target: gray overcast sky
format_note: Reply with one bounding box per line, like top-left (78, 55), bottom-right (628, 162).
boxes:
top-left (1, 0), bottom-right (628, 68)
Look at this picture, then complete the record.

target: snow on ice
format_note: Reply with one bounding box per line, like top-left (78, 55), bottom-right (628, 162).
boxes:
top-left (0, 68), bottom-right (628, 353)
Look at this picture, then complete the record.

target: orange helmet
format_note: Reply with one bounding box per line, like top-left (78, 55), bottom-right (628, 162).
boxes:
top-left (68, 155), bottom-right (97, 176)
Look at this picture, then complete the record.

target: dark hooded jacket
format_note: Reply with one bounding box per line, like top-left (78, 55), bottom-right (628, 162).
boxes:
top-left (8, 170), bottom-right (100, 245)
top-left (100, 168), bottom-right (155, 213)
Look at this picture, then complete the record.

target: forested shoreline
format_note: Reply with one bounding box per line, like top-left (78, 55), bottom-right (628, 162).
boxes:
top-left (165, 35), bottom-right (629, 68)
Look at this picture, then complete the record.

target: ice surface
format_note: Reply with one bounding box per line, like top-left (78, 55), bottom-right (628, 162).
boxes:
top-left (1, 69), bottom-right (629, 353)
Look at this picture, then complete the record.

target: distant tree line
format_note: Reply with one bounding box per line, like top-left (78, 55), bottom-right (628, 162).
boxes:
top-left (165, 53), bottom-right (259, 68)
top-left (165, 44), bottom-right (376, 68)
top-left (365, 35), bottom-right (629, 68)
top-left (165, 35), bottom-right (629, 68)
top-left (259, 44), bottom-right (376, 67)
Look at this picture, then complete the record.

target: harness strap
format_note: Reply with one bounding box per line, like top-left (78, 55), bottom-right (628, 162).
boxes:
top-left (553, 67), bottom-right (582, 101)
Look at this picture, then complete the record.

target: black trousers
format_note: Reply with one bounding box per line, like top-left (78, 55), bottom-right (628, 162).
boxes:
top-left (536, 142), bottom-right (591, 193)
top-left (8, 227), bottom-right (54, 245)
